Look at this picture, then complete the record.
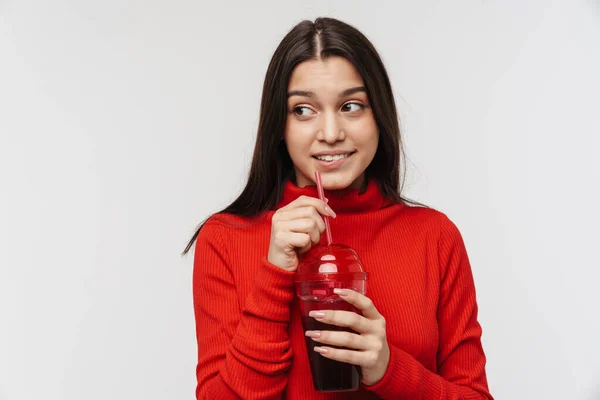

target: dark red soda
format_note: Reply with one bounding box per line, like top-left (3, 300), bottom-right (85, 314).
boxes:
top-left (302, 316), bottom-right (361, 391)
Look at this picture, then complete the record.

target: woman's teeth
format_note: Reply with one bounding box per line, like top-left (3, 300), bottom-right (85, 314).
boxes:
top-left (315, 153), bottom-right (351, 162)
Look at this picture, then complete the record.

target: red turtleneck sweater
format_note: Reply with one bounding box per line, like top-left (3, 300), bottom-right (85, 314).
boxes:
top-left (192, 180), bottom-right (493, 399)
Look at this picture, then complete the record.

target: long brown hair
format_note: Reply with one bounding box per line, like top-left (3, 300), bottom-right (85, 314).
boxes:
top-left (183, 17), bottom-right (416, 255)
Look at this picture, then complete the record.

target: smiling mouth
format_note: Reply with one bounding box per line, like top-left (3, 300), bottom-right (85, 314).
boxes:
top-left (312, 152), bottom-right (356, 162)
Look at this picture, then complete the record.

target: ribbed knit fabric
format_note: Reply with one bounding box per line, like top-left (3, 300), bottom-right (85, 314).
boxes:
top-left (192, 179), bottom-right (493, 399)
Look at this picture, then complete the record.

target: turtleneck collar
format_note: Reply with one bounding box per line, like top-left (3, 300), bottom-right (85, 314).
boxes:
top-left (277, 178), bottom-right (394, 214)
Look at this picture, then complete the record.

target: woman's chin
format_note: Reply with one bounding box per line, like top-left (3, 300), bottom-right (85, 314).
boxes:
top-left (321, 173), bottom-right (364, 191)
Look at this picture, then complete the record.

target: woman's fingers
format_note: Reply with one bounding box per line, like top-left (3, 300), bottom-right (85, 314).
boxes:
top-left (276, 206), bottom-right (326, 233)
top-left (278, 195), bottom-right (336, 218)
top-left (334, 288), bottom-right (383, 320)
top-left (268, 195), bottom-right (335, 270)
top-left (307, 291), bottom-right (386, 335)
top-left (308, 310), bottom-right (372, 334)
top-left (278, 218), bottom-right (322, 245)
top-left (305, 291), bottom-right (391, 383)
top-left (312, 346), bottom-right (378, 368)
top-left (305, 329), bottom-right (370, 350)
top-left (281, 231), bottom-right (312, 249)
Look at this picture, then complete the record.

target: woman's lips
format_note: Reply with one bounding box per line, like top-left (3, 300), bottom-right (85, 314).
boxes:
top-left (312, 152), bottom-right (355, 170)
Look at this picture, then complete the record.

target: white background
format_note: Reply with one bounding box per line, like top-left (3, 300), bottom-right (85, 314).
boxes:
top-left (1, 1), bottom-right (599, 399)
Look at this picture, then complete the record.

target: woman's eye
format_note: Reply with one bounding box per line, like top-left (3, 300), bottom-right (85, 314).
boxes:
top-left (293, 106), bottom-right (314, 116)
top-left (342, 102), bottom-right (364, 112)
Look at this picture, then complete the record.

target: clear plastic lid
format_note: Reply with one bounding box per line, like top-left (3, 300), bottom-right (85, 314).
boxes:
top-left (293, 243), bottom-right (368, 283)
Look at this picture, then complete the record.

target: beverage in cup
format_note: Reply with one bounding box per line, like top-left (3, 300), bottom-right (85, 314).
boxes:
top-left (294, 243), bottom-right (368, 392)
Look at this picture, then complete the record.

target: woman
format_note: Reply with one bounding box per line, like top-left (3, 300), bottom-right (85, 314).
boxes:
top-left (184, 17), bottom-right (493, 399)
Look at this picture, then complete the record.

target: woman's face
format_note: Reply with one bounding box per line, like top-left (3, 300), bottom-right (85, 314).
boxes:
top-left (284, 56), bottom-right (379, 190)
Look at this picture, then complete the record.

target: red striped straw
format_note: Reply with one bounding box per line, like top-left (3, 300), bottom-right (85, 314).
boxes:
top-left (314, 171), bottom-right (333, 246)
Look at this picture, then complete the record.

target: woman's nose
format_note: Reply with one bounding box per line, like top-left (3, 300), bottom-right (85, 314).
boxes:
top-left (316, 112), bottom-right (346, 143)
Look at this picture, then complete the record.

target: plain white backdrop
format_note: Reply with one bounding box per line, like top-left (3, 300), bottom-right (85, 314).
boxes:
top-left (1, 1), bottom-right (599, 399)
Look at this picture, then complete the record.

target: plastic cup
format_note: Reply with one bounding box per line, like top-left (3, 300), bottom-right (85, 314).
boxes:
top-left (294, 243), bottom-right (368, 392)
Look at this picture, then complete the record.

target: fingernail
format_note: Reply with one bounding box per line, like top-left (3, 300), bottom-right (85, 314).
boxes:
top-left (309, 311), bottom-right (326, 319)
top-left (333, 288), bottom-right (350, 296)
top-left (325, 206), bottom-right (337, 218)
top-left (305, 331), bottom-right (321, 338)
top-left (314, 346), bottom-right (328, 354)
top-left (325, 197), bottom-right (329, 203)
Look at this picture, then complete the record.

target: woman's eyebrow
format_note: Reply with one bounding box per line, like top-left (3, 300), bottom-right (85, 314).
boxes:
top-left (287, 86), bottom-right (366, 99)
top-left (338, 86), bottom-right (366, 98)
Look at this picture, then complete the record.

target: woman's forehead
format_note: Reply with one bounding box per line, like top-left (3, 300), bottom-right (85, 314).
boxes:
top-left (287, 57), bottom-right (365, 96)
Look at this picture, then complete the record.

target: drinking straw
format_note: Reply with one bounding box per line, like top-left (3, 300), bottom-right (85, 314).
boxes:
top-left (314, 171), bottom-right (333, 246)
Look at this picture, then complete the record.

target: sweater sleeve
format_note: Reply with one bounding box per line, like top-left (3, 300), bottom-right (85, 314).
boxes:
top-left (192, 221), bottom-right (295, 399)
top-left (364, 214), bottom-right (493, 399)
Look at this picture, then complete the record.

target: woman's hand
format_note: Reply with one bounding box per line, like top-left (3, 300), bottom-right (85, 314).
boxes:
top-left (267, 195), bottom-right (336, 271)
top-left (305, 288), bottom-right (390, 386)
